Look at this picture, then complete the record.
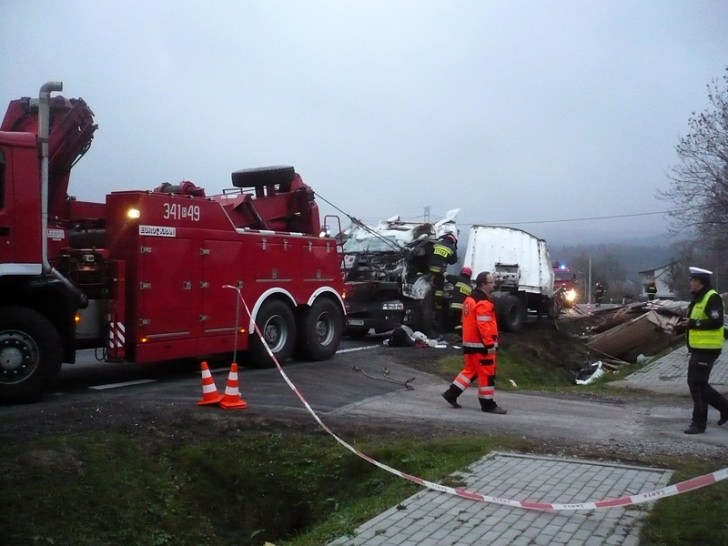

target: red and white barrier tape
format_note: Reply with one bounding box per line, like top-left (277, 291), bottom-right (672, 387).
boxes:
top-left (234, 292), bottom-right (728, 511)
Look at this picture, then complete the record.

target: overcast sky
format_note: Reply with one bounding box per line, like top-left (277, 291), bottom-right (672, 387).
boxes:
top-left (2, 1), bottom-right (726, 244)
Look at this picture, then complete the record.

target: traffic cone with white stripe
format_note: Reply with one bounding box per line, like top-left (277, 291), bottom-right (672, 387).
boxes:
top-left (219, 362), bottom-right (248, 410)
top-left (196, 361), bottom-right (224, 406)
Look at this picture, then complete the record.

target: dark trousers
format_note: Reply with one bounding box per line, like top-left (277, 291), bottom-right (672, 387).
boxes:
top-left (687, 351), bottom-right (728, 429)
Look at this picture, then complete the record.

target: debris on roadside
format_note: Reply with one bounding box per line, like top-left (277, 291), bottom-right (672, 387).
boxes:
top-left (352, 364), bottom-right (416, 390)
top-left (560, 296), bottom-right (728, 369)
top-left (383, 324), bottom-right (449, 348)
top-left (574, 361), bottom-right (606, 385)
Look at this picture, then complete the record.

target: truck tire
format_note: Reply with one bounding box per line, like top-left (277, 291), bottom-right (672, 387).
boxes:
top-left (0, 306), bottom-right (63, 404)
top-left (498, 295), bottom-right (527, 333)
top-left (297, 298), bottom-right (343, 361)
top-left (231, 166), bottom-right (295, 188)
top-left (250, 300), bottom-right (297, 367)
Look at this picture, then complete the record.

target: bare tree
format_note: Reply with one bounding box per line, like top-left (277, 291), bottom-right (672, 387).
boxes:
top-left (660, 68), bottom-right (728, 251)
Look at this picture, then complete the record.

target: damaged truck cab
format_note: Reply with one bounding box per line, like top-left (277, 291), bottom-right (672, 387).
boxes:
top-left (341, 210), bottom-right (460, 337)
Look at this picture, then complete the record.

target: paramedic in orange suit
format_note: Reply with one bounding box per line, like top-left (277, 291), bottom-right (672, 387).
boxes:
top-left (441, 271), bottom-right (507, 414)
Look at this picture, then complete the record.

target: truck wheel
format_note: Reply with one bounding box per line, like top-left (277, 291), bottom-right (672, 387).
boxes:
top-left (0, 306), bottom-right (63, 404)
top-left (498, 295), bottom-right (526, 333)
top-left (250, 300), bottom-right (297, 367)
top-left (297, 298), bottom-right (343, 361)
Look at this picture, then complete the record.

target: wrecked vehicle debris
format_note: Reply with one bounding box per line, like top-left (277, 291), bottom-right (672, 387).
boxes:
top-left (340, 210), bottom-right (461, 337)
top-left (575, 361), bottom-right (606, 385)
top-left (559, 296), bottom-right (727, 369)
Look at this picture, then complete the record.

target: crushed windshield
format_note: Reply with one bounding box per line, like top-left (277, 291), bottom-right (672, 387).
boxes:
top-left (343, 235), bottom-right (403, 253)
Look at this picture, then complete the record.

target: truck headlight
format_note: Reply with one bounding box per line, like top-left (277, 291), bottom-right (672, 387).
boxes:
top-left (565, 289), bottom-right (576, 302)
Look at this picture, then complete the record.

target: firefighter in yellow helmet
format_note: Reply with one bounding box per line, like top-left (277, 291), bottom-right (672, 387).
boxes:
top-left (427, 225), bottom-right (458, 333)
top-left (445, 266), bottom-right (473, 332)
top-left (646, 278), bottom-right (657, 301)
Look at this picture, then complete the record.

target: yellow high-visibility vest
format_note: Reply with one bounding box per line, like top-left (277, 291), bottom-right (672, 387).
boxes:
top-left (688, 289), bottom-right (724, 349)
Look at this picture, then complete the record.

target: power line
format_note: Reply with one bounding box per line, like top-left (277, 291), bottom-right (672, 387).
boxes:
top-left (471, 209), bottom-right (677, 227)
top-left (316, 190), bottom-right (688, 227)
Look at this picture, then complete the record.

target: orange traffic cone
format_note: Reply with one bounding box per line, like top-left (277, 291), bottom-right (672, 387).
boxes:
top-left (219, 362), bottom-right (248, 410)
top-left (196, 361), bottom-right (224, 406)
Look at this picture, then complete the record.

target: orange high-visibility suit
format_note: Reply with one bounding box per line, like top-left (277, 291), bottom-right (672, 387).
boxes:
top-left (442, 288), bottom-right (501, 411)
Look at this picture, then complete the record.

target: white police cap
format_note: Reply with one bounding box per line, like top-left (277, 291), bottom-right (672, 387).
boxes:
top-left (688, 266), bottom-right (712, 278)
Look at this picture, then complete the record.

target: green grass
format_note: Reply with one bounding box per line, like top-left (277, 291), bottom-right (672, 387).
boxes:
top-left (436, 326), bottom-right (662, 394)
top-left (0, 430), bottom-right (527, 546)
top-left (2, 429), bottom-right (727, 545)
top-left (639, 458), bottom-right (728, 546)
top-left (436, 331), bottom-right (590, 390)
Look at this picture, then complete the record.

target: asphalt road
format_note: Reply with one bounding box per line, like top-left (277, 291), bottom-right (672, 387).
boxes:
top-left (2, 334), bottom-right (726, 460)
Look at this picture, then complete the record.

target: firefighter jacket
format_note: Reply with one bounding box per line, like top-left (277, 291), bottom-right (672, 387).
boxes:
top-left (428, 236), bottom-right (457, 275)
top-left (646, 283), bottom-right (657, 295)
top-left (445, 273), bottom-right (472, 311)
top-left (687, 288), bottom-right (724, 351)
top-left (462, 288), bottom-right (498, 354)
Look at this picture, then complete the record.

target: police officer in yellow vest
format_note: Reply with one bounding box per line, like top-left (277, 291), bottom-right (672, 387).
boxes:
top-left (682, 266), bottom-right (728, 434)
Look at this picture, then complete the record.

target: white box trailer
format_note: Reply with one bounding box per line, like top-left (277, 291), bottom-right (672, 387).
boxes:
top-left (463, 225), bottom-right (557, 331)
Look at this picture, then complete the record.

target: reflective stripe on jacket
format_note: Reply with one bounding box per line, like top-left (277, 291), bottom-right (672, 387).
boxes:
top-left (688, 289), bottom-right (724, 350)
top-left (428, 238), bottom-right (457, 274)
top-left (446, 274), bottom-right (472, 310)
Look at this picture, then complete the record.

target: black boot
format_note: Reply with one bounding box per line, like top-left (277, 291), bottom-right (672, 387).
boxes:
top-left (442, 386), bottom-right (462, 409)
top-left (684, 423), bottom-right (705, 434)
top-left (480, 400), bottom-right (507, 414)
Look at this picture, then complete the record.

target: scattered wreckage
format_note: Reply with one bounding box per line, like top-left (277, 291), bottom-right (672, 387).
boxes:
top-left (340, 209), bottom-right (461, 337)
top-left (340, 216), bottom-right (571, 338)
top-left (562, 294), bottom-right (728, 383)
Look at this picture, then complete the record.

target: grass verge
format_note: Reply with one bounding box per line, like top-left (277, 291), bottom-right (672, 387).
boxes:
top-left (0, 430), bottom-right (528, 546)
top-left (2, 429), bottom-right (727, 545)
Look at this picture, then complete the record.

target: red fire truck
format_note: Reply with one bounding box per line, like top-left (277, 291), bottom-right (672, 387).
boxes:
top-left (0, 82), bottom-right (345, 403)
top-left (552, 262), bottom-right (577, 308)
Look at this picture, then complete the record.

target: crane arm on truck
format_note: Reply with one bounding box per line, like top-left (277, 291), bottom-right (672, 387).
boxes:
top-left (1, 94), bottom-right (97, 218)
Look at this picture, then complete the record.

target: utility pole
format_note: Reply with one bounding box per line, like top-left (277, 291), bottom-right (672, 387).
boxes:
top-left (424, 206), bottom-right (430, 222)
top-left (587, 255), bottom-right (592, 311)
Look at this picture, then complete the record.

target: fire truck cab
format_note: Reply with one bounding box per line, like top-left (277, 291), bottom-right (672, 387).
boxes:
top-left (552, 262), bottom-right (578, 308)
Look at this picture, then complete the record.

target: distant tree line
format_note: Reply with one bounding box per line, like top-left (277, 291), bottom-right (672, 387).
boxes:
top-left (551, 242), bottom-right (674, 303)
